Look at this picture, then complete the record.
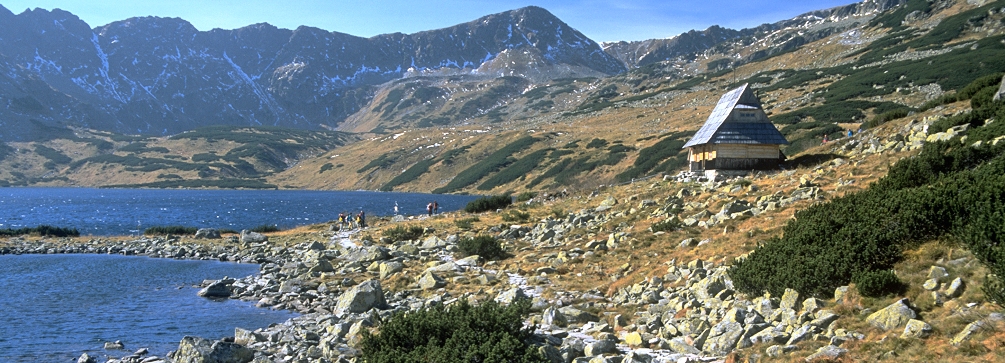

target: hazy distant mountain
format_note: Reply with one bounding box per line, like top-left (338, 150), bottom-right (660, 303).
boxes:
top-left (0, 5), bottom-right (623, 140)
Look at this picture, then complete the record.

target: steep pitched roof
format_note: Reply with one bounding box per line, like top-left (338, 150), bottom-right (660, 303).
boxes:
top-left (683, 83), bottom-right (788, 148)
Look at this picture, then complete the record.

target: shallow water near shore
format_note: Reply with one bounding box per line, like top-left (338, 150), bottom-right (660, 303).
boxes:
top-left (0, 187), bottom-right (480, 235)
top-left (0, 254), bottom-right (296, 362)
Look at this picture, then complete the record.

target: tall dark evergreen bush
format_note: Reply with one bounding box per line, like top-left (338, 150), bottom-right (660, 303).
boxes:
top-left (731, 74), bottom-right (1005, 302)
top-left (465, 195), bottom-right (512, 213)
top-left (359, 298), bottom-right (546, 363)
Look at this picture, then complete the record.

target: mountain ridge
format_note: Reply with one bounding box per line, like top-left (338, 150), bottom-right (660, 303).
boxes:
top-left (0, 4), bottom-right (622, 140)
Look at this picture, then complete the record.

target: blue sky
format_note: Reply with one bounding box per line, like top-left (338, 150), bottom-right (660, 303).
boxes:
top-left (1, 0), bottom-right (859, 42)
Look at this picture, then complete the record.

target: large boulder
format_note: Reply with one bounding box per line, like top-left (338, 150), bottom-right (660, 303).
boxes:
top-left (170, 336), bottom-right (254, 363)
top-left (379, 261), bottom-right (404, 279)
top-left (866, 298), bottom-right (917, 330)
top-left (194, 228), bottom-right (221, 239)
top-left (77, 353), bottom-right (97, 363)
top-left (197, 280), bottom-right (232, 298)
top-left (496, 288), bottom-right (528, 305)
top-left (418, 271), bottom-right (446, 290)
top-left (780, 288), bottom-right (800, 311)
top-left (805, 345), bottom-right (847, 362)
top-left (583, 339), bottom-right (617, 356)
top-left (334, 279), bottom-right (387, 314)
top-left (239, 230), bottom-right (267, 244)
top-left (344, 246), bottom-right (390, 264)
top-left (903, 319), bottom-right (933, 339)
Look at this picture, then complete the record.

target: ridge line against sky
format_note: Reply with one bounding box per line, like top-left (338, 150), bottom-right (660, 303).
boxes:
top-left (1, 0), bottom-right (860, 42)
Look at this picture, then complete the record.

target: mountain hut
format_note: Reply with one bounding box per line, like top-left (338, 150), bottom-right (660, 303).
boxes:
top-left (682, 83), bottom-right (787, 173)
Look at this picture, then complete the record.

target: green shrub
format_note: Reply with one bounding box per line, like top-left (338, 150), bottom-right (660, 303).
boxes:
top-left (250, 224), bottom-right (281, 233)
top-left (615, 132), bottom-right (690, 182)
top-left (359, 298), bottom-right (545, 363)
top-left (863, 108), bottom-right (913, 129)
top-left (502, 210), bottom-right (531, 223)
top-left (433, 137), bottom-right (537, 194)
top-left (465, 195), bottom-right (512, 213)
top-left (515, 191), bottom-right (537, 202)
top-left (650, 218), bottom-right (682, 233)
top-left (731, 80), bottom-right (1005, 299)
top-left (0, 225), bottom-right (80, 237)
top-left (585, 138), bottom-right (608, 149)
top-left (381, 158), bottom-right (436, 191)
top-left (319, 163), bottom-right (334, 174)
top-left (144, 226), bottom-right (198, 235)
top-left (34, 145), bottom-right (72, 164)
top-left (854, 270), bottom-right (905, 298)
top-left (457, 235), bottom-right (507, 260)
top-left (383, 225), bottom-right (424, 242)
top-left (476, 149), bottom-right (550, 191)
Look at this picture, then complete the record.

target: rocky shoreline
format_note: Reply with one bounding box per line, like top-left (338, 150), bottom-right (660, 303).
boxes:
top-left (1, 176), bottom-right (991, 363)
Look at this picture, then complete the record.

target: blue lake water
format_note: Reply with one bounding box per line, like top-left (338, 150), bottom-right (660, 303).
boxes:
top-left (0, 254), bottom-right (295, 362)
top-left (0, 188), bottom-right (481, 235)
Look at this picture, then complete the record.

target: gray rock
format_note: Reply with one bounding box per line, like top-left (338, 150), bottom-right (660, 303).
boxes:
top-left (946, 277), bottom-right (964, 298)
top-left (584, 339), bottom-right (617, 356)
top-left (77, 353), bottom-right (97, 363)
top-left (539, 344), bottom-right (564, 363)
top-left (780, 288), bottom-right (800, 311)
top-left (805, 345), bottom-right (847, 361)
top-left (418, 271), bottom-right (446, 290)
top-left (308, 258), bottom-right (335, 274)
top-left (542, 306), bottom-right (568, 327)
top-left (622, 351), bottom-right (653, 363)
top-left (765, 345), bottom-right (797, 358)
top-left (194, 228), bottom-right (221, 239)
top-left (599, 196), bottom-right (618, 208)
top-left (420, 236), bottom-right (447, 250)
top-left (335, 279), bottom-right (387, 314)
top-left (239, 230), bottom-right (267, 244)
top-left (866, 298), bottom-right (916, 330)
top-left (559, 306), bottom-right (598, 323)
top-left (809, 310), bottom-right (840, 329)
top-left (561, 336), bottom-right (586, 361)
top-left (703, 324), bottom-right (743, 355)
top-left (234, 327), bottom-right (259, 346)
top-left (170, 336), bottom-right (253, 363)
top-left (834, 286), bottom-right (849, 303)
top-left (378, 261), bottom-right (404, 279)
top-left (952, 320), bottom-right (987, 345)
top-left (922, 278), bottom-right (940, 291)
top-left (197, 280), bottom-right (231, 298)
top-left (786, 325), bottom-right (819, 345)
top-left (345, 246), bottom-right (390, 263)
top-left (424, 261), bottom-right (461, 274)
top-left (749, 327), bottom-right (789, 345)
top-left (667, 337), bottom-right (700, 354)
top-left (903, 319), bottom-right (933, 339)
top-left (104, 340), bottom-right (125, 350)
top-left (802, 298), bottom-right (824, 313)
top-left (927, 266), bottom-right (949, 281)
top-left (496, 288), bottom-right (528, 305)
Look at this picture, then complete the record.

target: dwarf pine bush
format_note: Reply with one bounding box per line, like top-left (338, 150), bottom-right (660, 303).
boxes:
top-left (731, 75), bottom-right (1005, 302)
top-left (359, 298), bottom-right (546, 363)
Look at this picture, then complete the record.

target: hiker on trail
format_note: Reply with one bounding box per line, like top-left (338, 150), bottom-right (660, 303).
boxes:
top-left (357, 211), bottom-right (366, 228)
top-left (847, 129), bottom-right (853, 138)
top-left (822, 134), bottom-right (829, 144)
top-left (394, 202), bottom-right (399, 215)
top-left (337, 213), bottom-right (345, 231)
top-left (433, 201), bottom-right (439, 215)
top-left (427, 202), bottom-right (433, 216)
